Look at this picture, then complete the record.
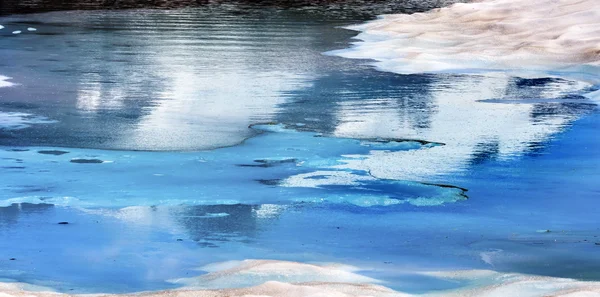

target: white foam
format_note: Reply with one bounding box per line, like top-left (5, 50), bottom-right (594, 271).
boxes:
top-left (330, 0), bottom-right (600, 82)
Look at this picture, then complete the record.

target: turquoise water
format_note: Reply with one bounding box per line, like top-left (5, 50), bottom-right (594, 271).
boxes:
top-left (0, 6), bottom-right (599, 294)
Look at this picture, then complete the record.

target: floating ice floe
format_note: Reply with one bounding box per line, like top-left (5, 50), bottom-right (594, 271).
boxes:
top-left (27, 27), bottom-right (37, 31)
top-left (12, 30), bottom-right (21, 35)
top-left (0, 25), bottom-right (4, 30)
top-left (0, 123), bottom-right (466, 208)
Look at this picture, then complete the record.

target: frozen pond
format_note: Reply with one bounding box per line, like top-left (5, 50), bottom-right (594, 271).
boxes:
top-left (0, 4), bottom-right (599, 295)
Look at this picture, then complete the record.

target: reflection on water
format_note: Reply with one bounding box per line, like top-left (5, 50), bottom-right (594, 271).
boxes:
top-left (275, 70), bottom-right (437, 135)
top-left (0, 8), bottom-right (341, 150)
top-left (0, 7), bottom-right (595, 159)
top-left (0, 203), bottom-right (53, 227)
top-left (0, 4), bottom-right (599, 294)
top-left (272, 66), bottom-right (595, 180)
top-left (85, 204), bottom-right (282, 247)
top-left (326, 75), bottom-right (595, 180)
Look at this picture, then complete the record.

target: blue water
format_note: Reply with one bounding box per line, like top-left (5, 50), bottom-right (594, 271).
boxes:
top-left (0, 6), bottom-right (599, 295)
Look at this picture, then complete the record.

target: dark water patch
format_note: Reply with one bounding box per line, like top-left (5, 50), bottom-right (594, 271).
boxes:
top-left (1, 166), bottom-right (26, 169)
top-left (0, 102), bottom-right (40, 110)
top-left (0, 133), bottom-right (16, 139)
top-left (70, 158), bottom-right (104, 164)
top-left (469, 141), bottom-right (500, 165)
top-left (523, 141), bottom-right (548, 157)
top-left (255, 158), bottom-right (297, 164)
top-left (515, 77), bottom-right (563, 87)
top-left (2, 157), bottom-right (23, 161)
top-left (197, 242), bottom-right (219, 248)
top-left (32, 32), bottom-right (65, 36)
top-left (38, 150), bottom-right (69, 155)
top-left (559, 94), bottom-right (588, 100)
top-left (49, 69), bottom-right (72, 73)
top-left (359, 137), bottom-right (444, 146)
top-left (6, 148), bottom-right (29, 152)
top-left (304, 174), bottom-right (331, 180)
top-left (114, 113), bottom-right (141, 120)
top-left (238, 158), bottom-right (297, 168)
top-left (530, 102), bottom-right (597, 121)
top-left (420, 182), bottom-right (468, 194)
top-left (256, 179), bottom-right (281, 186)
top-left (39, 58), bottom-right (63, 62)
top-left (8, 20), bottom-right (45, 25)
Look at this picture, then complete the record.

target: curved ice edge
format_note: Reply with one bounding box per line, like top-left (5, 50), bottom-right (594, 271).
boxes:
top-left (365, 171), bottom-right (470, 202)
top-left (279, 169), bottom-right (468, 207)
top-left (0, 184), bottom-right (467, 208)
top-left (0, 123), bottom-right (460, 208)
top-left (249, 122), bottom-right (444, 146)
top-left (2, 260), bottom-right (600, 297)
top-left (419, 182), bottom-right (468, 198)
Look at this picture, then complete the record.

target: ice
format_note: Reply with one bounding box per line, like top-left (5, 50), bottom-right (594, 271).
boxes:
top-left (170, 259), bottom-right (381, 289)
top-left (329, 0), bottom-right (600, 83)
top-left (11, 31), bottom-right (21, 35)
top-left (1, 6), bottom-right (599, 296)
top-left (0, 280), bottom-right (404, 297)
top-left (585, 88), bottom-right (600, 102)
top-left (1, 124), bottom-right (464, 208)
top-left (423, 270), bottom-right (600, 297)
top-left (1, 262), bottom-right (600, 297)
top-left (27, 28), bottom-right (37, 31)
top-left (326, 0), bottom-right (600, 183)
top-left (0, 25), bottom-right (4, 30)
